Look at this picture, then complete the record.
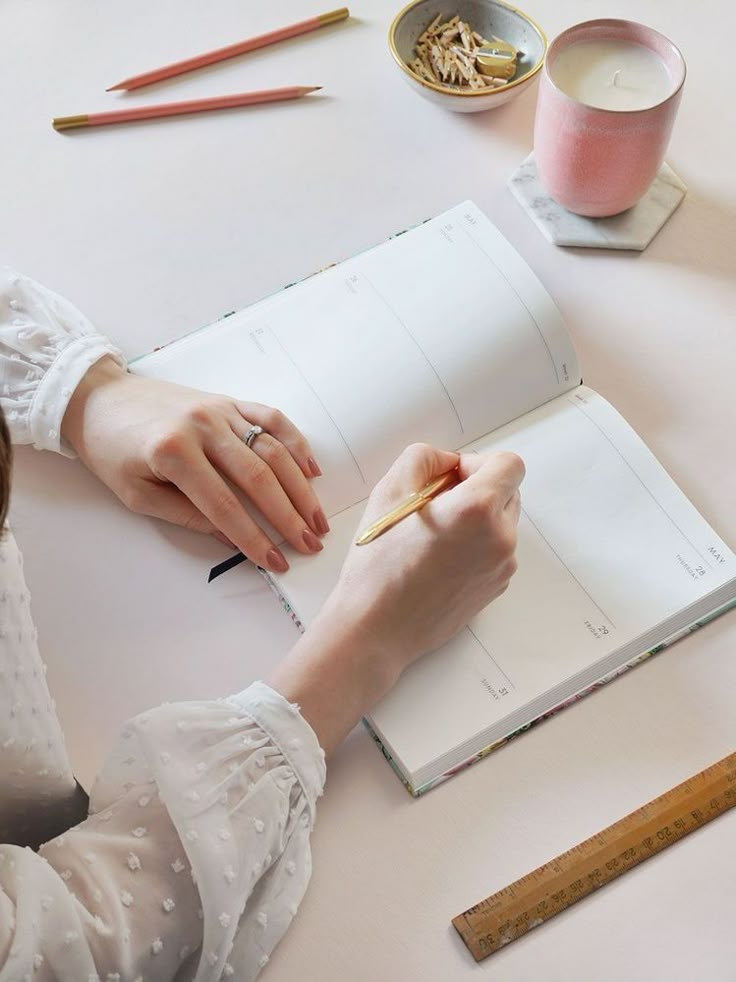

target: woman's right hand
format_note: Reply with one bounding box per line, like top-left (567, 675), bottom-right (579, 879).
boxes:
top-left (332, 443), bottom-right (524, 679)
top-left (268, 443), bottom-right (524, 756)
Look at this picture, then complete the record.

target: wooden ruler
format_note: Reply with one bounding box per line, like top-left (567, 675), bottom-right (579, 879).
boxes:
top-left (453, 751), bottom-right (736, 961)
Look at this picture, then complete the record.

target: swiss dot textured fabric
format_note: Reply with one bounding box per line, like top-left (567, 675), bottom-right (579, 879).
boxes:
top-left (0, 271), bottom-right (327, 980)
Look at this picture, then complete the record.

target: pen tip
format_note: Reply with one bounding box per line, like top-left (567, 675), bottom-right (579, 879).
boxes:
top-left (106, 83), bottom-right (123, 92)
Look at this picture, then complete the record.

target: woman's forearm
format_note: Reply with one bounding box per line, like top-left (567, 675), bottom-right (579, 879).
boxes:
top-left (267, 593), bottom-right (399, 758)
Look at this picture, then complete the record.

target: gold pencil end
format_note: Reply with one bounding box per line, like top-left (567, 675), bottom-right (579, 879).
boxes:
top-left (318, 7), bottom-right (350, 27)
top-left (52, 114), bottom-right (90, 131)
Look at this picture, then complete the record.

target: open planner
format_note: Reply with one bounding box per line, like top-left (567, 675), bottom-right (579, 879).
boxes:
top-left (134, 202), bottom-right (736, 795)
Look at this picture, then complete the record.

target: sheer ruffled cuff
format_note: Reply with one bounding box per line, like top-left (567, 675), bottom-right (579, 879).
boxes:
top-left (0, 268), bottom-right (126, 456)
top-left (224, 681), bottom-right (327, 814)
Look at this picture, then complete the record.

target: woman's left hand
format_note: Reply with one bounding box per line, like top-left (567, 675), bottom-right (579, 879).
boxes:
top-left (61, 357), bottom-right (328, 572)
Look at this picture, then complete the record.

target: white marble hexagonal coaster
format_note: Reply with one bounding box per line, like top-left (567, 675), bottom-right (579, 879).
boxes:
top-left (508, 153), bottom-right (687, 250)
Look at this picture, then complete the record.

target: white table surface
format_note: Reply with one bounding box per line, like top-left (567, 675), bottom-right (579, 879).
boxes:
top-left (3, 0), bottom-right (736, 979)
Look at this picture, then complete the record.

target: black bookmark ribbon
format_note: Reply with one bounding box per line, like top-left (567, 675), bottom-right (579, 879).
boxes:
top-left (208, 551), bottom-right (247, 582)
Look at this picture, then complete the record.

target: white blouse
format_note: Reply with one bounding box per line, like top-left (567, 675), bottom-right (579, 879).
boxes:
top-left (0, 269), bottom-right (326, 981)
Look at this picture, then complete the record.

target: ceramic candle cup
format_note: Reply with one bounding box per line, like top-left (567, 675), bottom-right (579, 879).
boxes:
top-left (534, 20), bottom-right (686, 217)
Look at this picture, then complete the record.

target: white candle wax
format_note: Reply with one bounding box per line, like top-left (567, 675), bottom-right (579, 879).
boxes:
top-left (551, 39), bottom-right (674, 110)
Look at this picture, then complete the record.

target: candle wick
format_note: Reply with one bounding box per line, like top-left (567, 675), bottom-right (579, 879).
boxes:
top-left (612, 69), bottom-right (621, 87)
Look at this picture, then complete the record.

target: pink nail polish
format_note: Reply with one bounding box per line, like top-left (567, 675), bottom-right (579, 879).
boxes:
top-left (266, 548), bottom-right (289, 573)
top-left (307, 456), bottom-right (322, 478)
top-left (313, 508), bottom-right (330, 536)
top-left (303, 528), bottom-right (323, 553)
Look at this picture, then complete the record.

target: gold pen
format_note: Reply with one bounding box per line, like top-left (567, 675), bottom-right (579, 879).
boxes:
top-left (355, 468), bottom-right (459, 546)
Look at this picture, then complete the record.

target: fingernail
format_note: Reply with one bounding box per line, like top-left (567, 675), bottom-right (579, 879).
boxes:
top-left (313, 508), bottom-right (330, 536)
top-left (307, 456), bottom-right (322, 478)
top-left (303, 528), bottom-right (323, 553)
top-left (266, 548), bottom-right (289, 573)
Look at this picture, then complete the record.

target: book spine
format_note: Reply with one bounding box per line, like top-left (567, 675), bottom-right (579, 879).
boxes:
top-left (255, 567), bottom-right (306, 635)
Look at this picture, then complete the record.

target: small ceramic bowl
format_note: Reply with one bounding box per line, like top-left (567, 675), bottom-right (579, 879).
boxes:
top-left (389, 0), bottom-right (546, 112)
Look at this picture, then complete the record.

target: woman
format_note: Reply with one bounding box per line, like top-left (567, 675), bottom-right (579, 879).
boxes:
top-left (0, 270), bottom-right (523, 980)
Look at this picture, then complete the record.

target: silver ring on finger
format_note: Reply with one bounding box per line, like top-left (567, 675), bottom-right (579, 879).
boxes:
top-left (243, 424), bottom-right (266, 449)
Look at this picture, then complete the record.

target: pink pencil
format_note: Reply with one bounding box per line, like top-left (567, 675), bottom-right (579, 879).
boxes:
top-left (106, 8), bottom-right (349, 92)
top-left (52, 86), bottom-right (321, 131)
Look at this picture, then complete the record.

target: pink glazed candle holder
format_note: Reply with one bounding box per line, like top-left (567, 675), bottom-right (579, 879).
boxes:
top-left (534, 20), bottom-right (686, 217)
